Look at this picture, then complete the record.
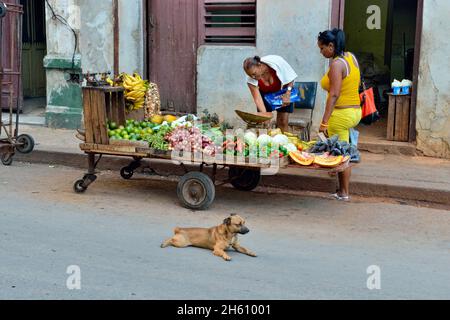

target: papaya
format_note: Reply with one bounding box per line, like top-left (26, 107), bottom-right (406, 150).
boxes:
top-left (314, 155), bottom-right (344, 168)
top-left (289, 151), bottom-right (315, 166)
top-left (163, 114), bottom-right (178, 124)
top-left (151, 115), bottom-right (164, 125)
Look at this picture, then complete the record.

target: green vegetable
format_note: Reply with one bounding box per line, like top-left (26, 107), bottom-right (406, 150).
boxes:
top-left (279, 146), bottom-right (289, 157)
top-left (144, 125), bottom-right (172, 151)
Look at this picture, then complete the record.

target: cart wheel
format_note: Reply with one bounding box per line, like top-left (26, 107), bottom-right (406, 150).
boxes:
top-left (229, 167), bottom-right (261, 191)
top-left (73, 180), bottom-right (87, 193)
top-left (120, 167), bottom-right (134, 180)
top-left (1, 153), bottom-right (13, 166)
top-left (177, 172), bottom-right (215, 210)
top-left (16, 134), bottom-right (35, 154)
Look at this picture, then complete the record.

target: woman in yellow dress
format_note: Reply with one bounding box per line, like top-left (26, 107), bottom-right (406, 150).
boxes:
top-left (318, 29), bottom-right (362, 201)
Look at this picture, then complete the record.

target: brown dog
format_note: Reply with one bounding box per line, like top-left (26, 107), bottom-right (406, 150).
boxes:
top-left (161, 214), bottom-right (257, 261)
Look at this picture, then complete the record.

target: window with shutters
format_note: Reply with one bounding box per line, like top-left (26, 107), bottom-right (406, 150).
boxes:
top-left (200, 0), bottom-right (257, 45)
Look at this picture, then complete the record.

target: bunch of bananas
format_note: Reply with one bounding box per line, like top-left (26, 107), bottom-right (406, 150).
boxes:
top-left (119, 73), bottom-right (149, 111)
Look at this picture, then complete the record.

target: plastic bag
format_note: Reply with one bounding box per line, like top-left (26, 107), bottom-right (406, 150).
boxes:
top-left (349, 128), bottom-right (359, 147)
top-left (263, 88), bottom-right (301, 111)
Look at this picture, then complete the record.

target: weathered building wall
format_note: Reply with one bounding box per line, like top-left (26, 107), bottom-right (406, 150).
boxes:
top-left (79, 0), bottom-right (114, 73)
top-left (119, 0), bottom-right (144, 75)
top-left (78, 0), bottom-right (144, 75)
top-left (197, 46), bottom-right (256, 126)
top-left (44, 0), bottom-right (144, 129)
top-left (197, 0), bottom-right (331, 130)
top-left (44, 0), bottom-right (83, 129)
top-left (415, 0), bottom-right (450, 158)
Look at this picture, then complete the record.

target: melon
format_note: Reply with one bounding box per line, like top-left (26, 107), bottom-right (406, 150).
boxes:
top-left (289, 151), bottom-right (315, 166)
top-left (314, 155), bottom-right (344, 168)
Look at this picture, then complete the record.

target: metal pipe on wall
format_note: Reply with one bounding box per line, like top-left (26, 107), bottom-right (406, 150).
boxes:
top-left (113, 0), bottom-right (119, 76)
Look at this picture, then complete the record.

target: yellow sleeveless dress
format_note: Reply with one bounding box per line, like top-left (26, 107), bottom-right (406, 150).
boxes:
top-left (320, 53), bottom-right (362, 143)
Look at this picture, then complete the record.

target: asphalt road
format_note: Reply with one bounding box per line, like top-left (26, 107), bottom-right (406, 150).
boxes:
top-left (0, 162), bottom-right (449, 300)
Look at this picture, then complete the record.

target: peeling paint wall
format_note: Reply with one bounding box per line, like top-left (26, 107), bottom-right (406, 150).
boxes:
top-left (416, 0), bottom-right (450, 158)
top-left (79, 0), bottom-right (114, 73)
top-left (197, 0), bottom-right (331, 129)
top-left (46, 0), bottom-right (79, 57)
top-left (119, 0), bottom-right (144, 75)
top-left (78, 0), bottom-right (144, 74)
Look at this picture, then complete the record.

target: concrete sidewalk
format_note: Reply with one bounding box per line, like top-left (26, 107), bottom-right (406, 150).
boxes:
top-left (7, 125), bottom-right (450, 207)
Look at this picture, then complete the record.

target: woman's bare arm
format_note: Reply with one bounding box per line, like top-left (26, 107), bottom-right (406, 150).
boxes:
top-left (248, 83), bottom-right (270, 114)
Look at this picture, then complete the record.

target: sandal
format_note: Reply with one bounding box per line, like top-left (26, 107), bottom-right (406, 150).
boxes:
top-left (331, 193), bottom-right (350, 202)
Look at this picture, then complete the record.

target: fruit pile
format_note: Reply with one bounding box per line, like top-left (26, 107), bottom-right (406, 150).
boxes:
top-left (106, 73), bottom-right (150, 111)
top-left (108, 119), bottom-right (158, 142)
top-left (121, 73), bottom-right (149, 111)
top-left (107, 114), bottom-right (180, 142)
top-left (289, 151), bottom-right (349, 168)
top-left (288, 134), bottom-right (360, 168)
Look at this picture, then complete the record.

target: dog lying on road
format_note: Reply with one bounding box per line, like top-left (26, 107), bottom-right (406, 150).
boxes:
top-left (161, 214), bottom-right (257, 261)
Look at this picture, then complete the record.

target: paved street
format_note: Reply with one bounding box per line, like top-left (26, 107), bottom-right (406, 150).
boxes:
top-left (0, 162), bottom-right (449, 300)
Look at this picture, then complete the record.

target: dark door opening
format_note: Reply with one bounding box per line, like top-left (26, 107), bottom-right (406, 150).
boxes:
top-left (21, 0), bottom-right (46, 117)
top-left (342, 0), bottom-right (419, 143)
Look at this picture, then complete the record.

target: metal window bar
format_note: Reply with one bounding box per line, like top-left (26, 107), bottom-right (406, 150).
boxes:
top-left (202, 0), bottom-right (256, 45)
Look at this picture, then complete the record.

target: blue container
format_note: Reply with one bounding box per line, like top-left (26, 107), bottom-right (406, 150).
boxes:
top-left (393, 86), bottom-right (401, 95)
top-left (402, 86), bottom-right (411, 95)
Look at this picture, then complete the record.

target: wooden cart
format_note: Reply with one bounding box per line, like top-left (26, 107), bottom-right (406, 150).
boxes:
top-left (74, 86), bottom-right (353, 210)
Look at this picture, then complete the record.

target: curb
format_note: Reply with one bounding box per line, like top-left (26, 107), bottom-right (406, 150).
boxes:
top-left (13, 149), bottom-right (450, 206)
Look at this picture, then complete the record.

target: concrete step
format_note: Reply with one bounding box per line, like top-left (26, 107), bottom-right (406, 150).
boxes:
top-left (359, 140), bottom-right (417, 156)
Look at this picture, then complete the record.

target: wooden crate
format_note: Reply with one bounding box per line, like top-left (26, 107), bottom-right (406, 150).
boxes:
top-left (387, 93), bottom-right (411, 142)
top-left (82, 86), bottom-right (126, 145)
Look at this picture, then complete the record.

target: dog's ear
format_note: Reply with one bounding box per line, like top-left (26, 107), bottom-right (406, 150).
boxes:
top-left (223, 217), bottom-right (231, 225)
top-left (230, 213), bottom-right (237, 217)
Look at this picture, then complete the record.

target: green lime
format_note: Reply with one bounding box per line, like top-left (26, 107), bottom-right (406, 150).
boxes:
top-left (110, 122), bottom-right (118, 130)
top-left (123, 134), bottom-right (130, 140)
top-left (108, 130), bottom-right (114, 137)
top-left (118, 125), bottom-right (125, 130)
top-left (126, 126), bottom-right (134, 134)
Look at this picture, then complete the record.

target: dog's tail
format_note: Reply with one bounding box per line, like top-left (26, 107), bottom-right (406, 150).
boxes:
top-left (161, 238), bottom-right (172, 248)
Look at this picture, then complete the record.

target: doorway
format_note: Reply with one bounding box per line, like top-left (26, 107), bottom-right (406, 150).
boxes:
top-left (337, 0), bottom-right (421, 144)
top-left (21, 0), bottom-right (46, 120)
top-left (146, 0), bottom-right (198, 114)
